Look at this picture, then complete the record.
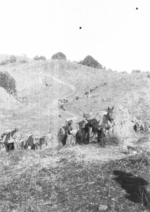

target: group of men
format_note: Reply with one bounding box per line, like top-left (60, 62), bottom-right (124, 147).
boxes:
top-left (0, 128), bottom-right (53, 152)
top-left (132, 117), bottom-right (148, 133)
top-left (57, 107), bottom-right (150, 148)
top-left (57, 106), bottom-right (116, 147)
top-left (0, 106), bottom-right (117, 152)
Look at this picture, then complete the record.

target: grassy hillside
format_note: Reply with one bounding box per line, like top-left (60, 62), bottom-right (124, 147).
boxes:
top-left (0, 59), bottom-right (150, 136)
top-left (1, 58), bottom-right (150, 212)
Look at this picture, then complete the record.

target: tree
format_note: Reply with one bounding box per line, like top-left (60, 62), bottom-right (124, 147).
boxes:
top-left (39, 56), bottom-right (46, 60)
top-left (79, 55), bottom-right (103, 69)
top-left (33, 55), bottom-right (39, 60)
top-left (33, 55), bottom-right (46, 60)
top-left (51, 52), bottom-right (67, 60)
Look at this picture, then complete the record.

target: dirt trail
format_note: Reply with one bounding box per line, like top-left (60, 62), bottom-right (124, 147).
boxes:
top-left (49, 73), bottom-right (80, 118)
top-left (48, 74), bottom-right (76, 91)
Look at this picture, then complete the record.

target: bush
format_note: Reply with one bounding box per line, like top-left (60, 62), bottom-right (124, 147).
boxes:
top-left (102, 134), bottom-right (120, 147)
top-left (132, 69), bottom-right (141, 73)
top-left (79, 55), bottom-right (103, 69)
top-left (0, 59), bottom-right (10, 66)
top-left (9, 55), bottom-right (17, 63)
top-left (19, 60), bottom-right (28, 63)
top-left (39, 56), bottom-right (46, 60)
top-left (51, 52), bottom-right (67, 60)
top-left (33, 55), bottom-right (46, 61)
top-left (33, 55), bottom-right (38, 60)
top-left (0, 71), bottom-right (17, 95)
top-left (0, 61), bottom-right (7, 66)
top-left (147, 75), bottom-right (150, 79)
top-left (0, 56), bottom-right (17, 65)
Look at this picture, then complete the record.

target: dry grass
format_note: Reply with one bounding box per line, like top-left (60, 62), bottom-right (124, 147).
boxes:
top-left (0, 144), bottom-right (150, 212)
top-left (103, 133), bottom-right (121, 146)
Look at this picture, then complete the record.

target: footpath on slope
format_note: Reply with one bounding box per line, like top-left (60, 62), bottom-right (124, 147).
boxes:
top-left (47, 74), bottom-right (76, 91)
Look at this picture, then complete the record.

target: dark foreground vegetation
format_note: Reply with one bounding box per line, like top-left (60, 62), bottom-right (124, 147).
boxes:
top-left (0, 146), bottom-right (150, 212)
top-left (0, 71), bottom-right (16, 95)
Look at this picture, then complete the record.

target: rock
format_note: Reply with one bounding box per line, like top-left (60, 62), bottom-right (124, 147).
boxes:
top-left (97, 204), bottom-right (108, 211)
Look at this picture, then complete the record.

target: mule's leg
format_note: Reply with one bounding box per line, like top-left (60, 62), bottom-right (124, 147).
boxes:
top-left (73, 135), bottom-right (76, 145)
top-left (58, 135), bottom-right (62, 147)
top-left (12, 143), bottom-right (15, 150)
top-left (101, 129), bottom-right (106, 147)
top-left (35, 144), bottom-right (38, 150)
top-left (101, 137), bottom-right (105, 147)
top-left (88, 127), bottom-right (92, 143)
top-left (64, 134), bottom-right (67, 146)
top-left (76, 130), bottom-right (81, 144)
top-left (8, 143), bottom-right (11, 152)
top-left (69, 135), bottom-right (73, 145)
top-left (5, 143), bottom-right (8, 152)
top-left (98, 128), bottom-right (106, 147)
top-left (33, 144), bottom-right (36, 150)
top-left (70, 135), bottom-right (75, 146)
top-left (66, 135), bottom-right (70, 146)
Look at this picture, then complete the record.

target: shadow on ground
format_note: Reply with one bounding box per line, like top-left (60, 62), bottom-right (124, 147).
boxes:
top-left (113, 170), bottom-right (150, 208)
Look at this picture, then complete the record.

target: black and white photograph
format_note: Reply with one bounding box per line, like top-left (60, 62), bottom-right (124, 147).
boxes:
top-left (0, 0), bottom-right (150, 211)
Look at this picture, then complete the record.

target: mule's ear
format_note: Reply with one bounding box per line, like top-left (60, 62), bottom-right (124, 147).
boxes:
top-left (112, 106), bottom-right (114, 110)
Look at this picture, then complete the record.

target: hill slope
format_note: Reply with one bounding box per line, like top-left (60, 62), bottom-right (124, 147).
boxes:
top-left (0, 59), bottom-right (150, 137)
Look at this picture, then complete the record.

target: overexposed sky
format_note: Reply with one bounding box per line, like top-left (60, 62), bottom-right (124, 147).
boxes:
top-left (0, 0), bottom-right (150, 72)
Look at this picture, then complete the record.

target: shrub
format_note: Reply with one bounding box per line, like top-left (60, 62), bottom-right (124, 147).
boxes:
top-left (147, 75), bottom-right (150, 79)
top-left (0, 61), bottom-right (7, 66)
top-left (33, 55), bottom-right (38, 60)
top-left (9, 55), bottom-right (17, 63)
top-left (0, 71), bottom-right (17, 95)
top-left (0, 56), bottom-right (17, 65)
top-left (102, 134), bottom-right (120, 146)
top-left (39, 56), bottom-right (46, 60)
top-left (19, 60), bottom-right (28, 63)
top-left (85, 91), bottom-right (89, 95)
top-left (132, 69), bottom-right (141, 73)
top-left (33, 55), bottom-right (46, 60)
top-left (0, 59), bottom-right (10, 66)
top-left (79, 55), bottom-right (103, 69)
top-left (51, 52), bottom-right (67, 60)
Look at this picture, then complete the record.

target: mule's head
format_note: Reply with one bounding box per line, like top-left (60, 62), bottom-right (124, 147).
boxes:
top-left (107, 106), bottom-right (115, 122)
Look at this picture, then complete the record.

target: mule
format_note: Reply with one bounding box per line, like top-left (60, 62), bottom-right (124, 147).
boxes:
top-left (76, 119), bottom-right (88, 144)
top-left (66, 129), bottom-right (78, 146)
top-left (1, 128), bottom-right (18, 152)
top-left (58, 119), bottom-right (77, 146)
top-left (100, 107), bottom-right (115, 134)
top-left (79, 107), bottom-right (115, 146)
top-left (57, 127), bottom-right (68, 146)
top-left (22, 135), bottom-right (38, 150)
top-left (35, 136), bottom-right (48, 150)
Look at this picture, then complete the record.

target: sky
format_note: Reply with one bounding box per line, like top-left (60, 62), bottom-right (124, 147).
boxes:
top-left (0, 0), bottom-right (150, 72)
